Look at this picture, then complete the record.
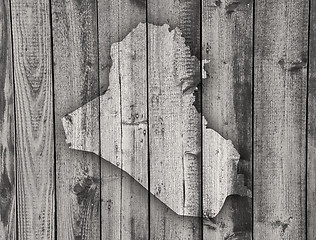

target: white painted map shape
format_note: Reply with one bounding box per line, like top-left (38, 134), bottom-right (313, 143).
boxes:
top-left (62, 23), bottom-right (250, 218)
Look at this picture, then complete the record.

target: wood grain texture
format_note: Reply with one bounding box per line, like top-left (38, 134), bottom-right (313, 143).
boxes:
top-left (201, 0), bottom-right (253, 189)
top-left (97, 1), bottom-right (121, 238)
top-left (118, 20), bottom-right (148, 240)
top-left (147, 2), bottom-right (202, 236)
top-left (201, 0), bottom-right (253, 238)
top-left (0, 0), bottom-right (15, 239)
top-left (61, 22), bottom-right (251, 235)
top-left (308, 0), bottom-right (316, 238)
top-left (148, 24), bottom-right (201, 217)
top-left (97, 0), bottom-right (147, 239)
top-left (254, 0), bottom-right (308, 239)
top-left (51, 0), bottom-right (101, 239)
top-left (10, 0), bottom-right (55, 238)
top-left (147, 1), bottom-right (202, 239)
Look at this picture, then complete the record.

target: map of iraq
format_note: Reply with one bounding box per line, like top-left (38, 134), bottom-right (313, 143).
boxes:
top-left (62, 23), bottom-right (251, 218)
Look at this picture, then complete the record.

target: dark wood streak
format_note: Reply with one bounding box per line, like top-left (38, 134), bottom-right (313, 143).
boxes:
top-left (202, 0), bottom-right (253, 189)
top-left (308, 0), bottom-right (316, 238)
top-left (202, 0), bottom-right (253, 238)
top-left (0, 0), bottom-right (7, 113)
top-left (51, 0), bottom-right (101, 239)
top-left (212, 196), bottom-right (252, 234)
top-left (130, 0), bottom-right (146, 8)
top-left (73, 0), bottom-right (99, 104)
top-left (254, 0), bottom-right (309, 238)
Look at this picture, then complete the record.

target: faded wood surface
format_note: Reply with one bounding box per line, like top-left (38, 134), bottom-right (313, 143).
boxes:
top-left (202, 0), bottom-right (253, 238)
top-left (97, 0), bottom-right (148, 239)
top-left (254, 0), bottom-right (309, 239)
top-left (63, 20), bottom-right (250, 235)
top-left (147, 23), bottom-right (202, 239)
top-left (201, 0), bottom-right (253, 190)
top-left (51, 0), bottom-right (101, 239)
top-left (1, 0), bottom-right (315, 239)
top-left (97, 1), bottom-right (121, 238)
top-left (0, 0), bottom-right (15, 239)
top-left (308, 0), bottom-right (316, 239)
top-left (10, 0), bottom-right (55, 238)
top-left (147, 1), bottom-right (202, 239)
top-left (118, 18), bottom-right (148, 240)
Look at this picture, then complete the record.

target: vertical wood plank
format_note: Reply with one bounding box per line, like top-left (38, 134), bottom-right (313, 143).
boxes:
top-left (147, 1), bottom-right (202, 238)
top-left (98, 0), bottom-right (147, 239)
top-left (118, 20), bottom-right (148, 239)
top-left (202, 0), bottom-right (253, 237)
top-left (0, 0), bottom-right (15, 239)
top-left (308, 0), bottom-right (316, 238)
top-left (201, 0), bottom-right (253, 189)
top-left (98, 2), bottom-right (121, 238)
top-left (10, 0), bottom-right (55, 238)
top-left (51, 0), bottom-right (101, 239)
top-left (254, 0), bottom-right (309, 239)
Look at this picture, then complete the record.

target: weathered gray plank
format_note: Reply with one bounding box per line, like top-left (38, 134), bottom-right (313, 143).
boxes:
top-left (201, 0), bottom-right (253, 189)
top-left (147, 1), bottom-right (202, 237)
top-left (202, 0), bottom-right (253, 238)
top-left (118, 19), bottom-right (148, 240)
top-left (97, 2), bottom-right (121, 238)
top-left (97, 0), bottom-right (147, 239)
top-left (203, 196), bottom-right (252, 239)
top-left (254, 0), bottom-right (308, 238)
top-left (51, 0), bottom-right (101, 239)
top-left (0, 0), bottom-right (15, 239)
top-left (10, 0), bottom-right (55, 238)
top-left (308, 0), bottom-right (316, 238)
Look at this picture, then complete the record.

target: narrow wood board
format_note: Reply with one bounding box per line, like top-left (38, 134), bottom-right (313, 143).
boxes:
top-left (97, 0), bottom-right (147, 239)
top-left (201, 0), bottom-right (253, 189)
top-left (308, 0), bottom-right (316, 238)
top-left (51, 0), bottom-right (101, 239)
top-left (254, 0), bottom-right (309, 238)
top-left (0, 0), bottom-right (16, 239)
top-left (147, 0), bottom-right (203, 236)
top-left (10, 0), bottom-right (55, 238)
top-left (118, 12), bottom-right (148, 239)
top-left (97, 1), bottom-right (121, 238)
top-left (202, 0), bottom-right (253, 238)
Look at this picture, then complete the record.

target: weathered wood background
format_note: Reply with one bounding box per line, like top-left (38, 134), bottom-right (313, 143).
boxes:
top-left (0, 0), bottom-right (313, 239)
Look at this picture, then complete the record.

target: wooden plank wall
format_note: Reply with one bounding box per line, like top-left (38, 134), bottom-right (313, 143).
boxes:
top-left (0, 0), bottom-right (315, 239)
top-left (0, 0), bottom-right (15, 239)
